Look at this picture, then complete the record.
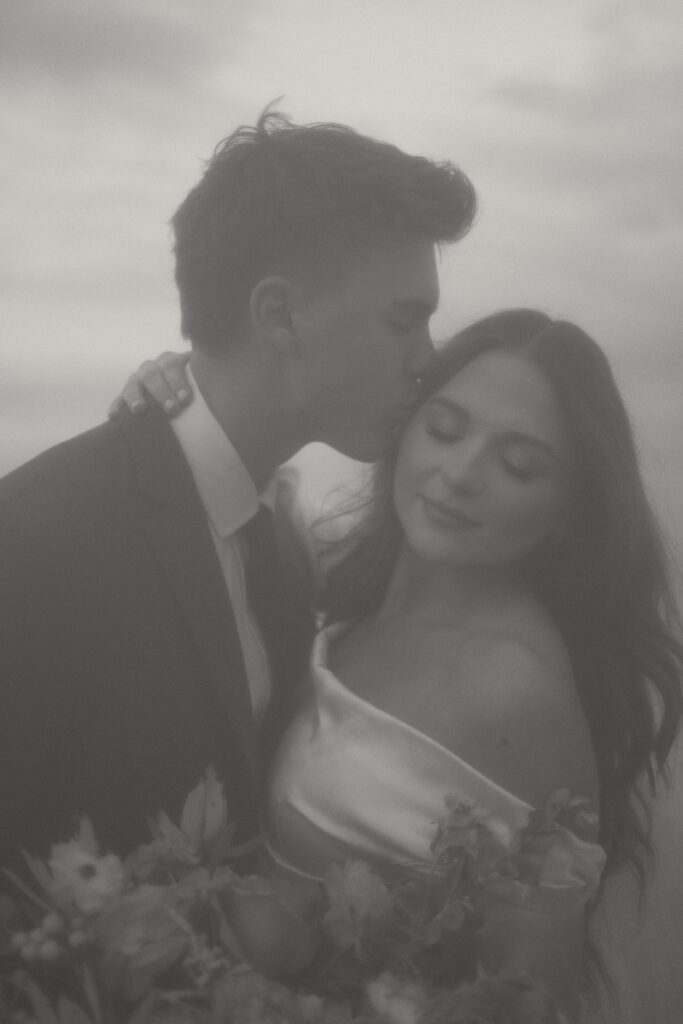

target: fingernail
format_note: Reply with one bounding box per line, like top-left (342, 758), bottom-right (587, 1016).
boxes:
top-left (178, 389), bottom-right (190, 402)
top-left (164, 399), bottom-right (177, 412)
top-left (132, 400), bottom-right (145, 414)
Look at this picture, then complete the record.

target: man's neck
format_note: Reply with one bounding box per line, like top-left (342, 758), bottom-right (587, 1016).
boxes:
top-left (189, 348), bottom-right (304, 488)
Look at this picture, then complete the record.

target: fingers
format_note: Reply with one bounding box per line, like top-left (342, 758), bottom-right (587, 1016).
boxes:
top-left (109, 370), bottom-right (153, 417)
top-left (157, 349), bottom-right (191, 371)
top-left (153, 351), bottom-right (193, 414)
top-left (133, 358), bottom-right (184, 416)
top-left (107, 396), bottom-right (125, 419)
top-left (108, 351), bottom-right (193, 420)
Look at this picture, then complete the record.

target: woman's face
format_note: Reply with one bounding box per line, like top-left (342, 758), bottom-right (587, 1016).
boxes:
top-left (393, 348), bottom-right (576, 571)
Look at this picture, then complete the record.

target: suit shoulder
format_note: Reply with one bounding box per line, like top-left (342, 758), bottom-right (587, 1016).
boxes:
top-left (1, 418), bottom-right (123, 494)
top-left (0, 418), bottom-right (131, 541)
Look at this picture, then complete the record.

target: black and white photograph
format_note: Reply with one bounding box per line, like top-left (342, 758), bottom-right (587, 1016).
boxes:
top-left (1, 3), bottom-right (682, 1022)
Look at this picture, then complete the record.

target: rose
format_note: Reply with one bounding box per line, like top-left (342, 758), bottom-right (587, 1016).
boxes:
top-left (95, 885), bottom-right (189, 1000)
top-left (221, 876), bottom-right (321, 978)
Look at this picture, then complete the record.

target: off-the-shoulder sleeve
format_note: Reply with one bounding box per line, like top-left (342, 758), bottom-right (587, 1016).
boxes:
top-left (481, 790), bottom-right (606, 915)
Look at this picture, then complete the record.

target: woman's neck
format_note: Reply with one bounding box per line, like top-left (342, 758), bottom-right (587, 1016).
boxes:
top-left (378, 542), bottom-right (516, 624)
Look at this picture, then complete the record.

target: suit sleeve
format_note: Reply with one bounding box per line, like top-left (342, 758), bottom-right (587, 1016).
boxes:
top-left (0, 478), bottom-right (90, 867)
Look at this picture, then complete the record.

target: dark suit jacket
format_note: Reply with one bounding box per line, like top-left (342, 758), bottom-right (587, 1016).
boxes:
top-left (0, 406), bottom-right (314, 870)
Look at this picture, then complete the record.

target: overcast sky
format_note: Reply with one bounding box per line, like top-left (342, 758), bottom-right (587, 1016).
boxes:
top-left (1, 0), bottom-right (681, 556)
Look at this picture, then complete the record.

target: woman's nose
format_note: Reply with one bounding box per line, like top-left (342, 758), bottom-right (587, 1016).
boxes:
top-left (441, 446), bottom-right (486, 496)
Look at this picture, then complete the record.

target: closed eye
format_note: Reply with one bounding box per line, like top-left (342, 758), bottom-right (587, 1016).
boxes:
top-left (501, 457), bottom-right (549, 481)
top-left (422, 401), bottom-right (467, 442)
top-left (426, 426), bottom-right (463, 443)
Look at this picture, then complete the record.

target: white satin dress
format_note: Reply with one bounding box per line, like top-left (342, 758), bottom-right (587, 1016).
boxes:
top-left (265, 624), bottom-right (601, 896)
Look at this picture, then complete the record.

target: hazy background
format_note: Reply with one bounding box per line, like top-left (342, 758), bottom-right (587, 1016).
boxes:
top-left (2, 0), bottom-right (681, 561)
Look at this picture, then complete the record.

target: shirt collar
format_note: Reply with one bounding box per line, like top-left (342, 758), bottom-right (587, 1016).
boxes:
top-left (170, 366), bottom-right (260, 539)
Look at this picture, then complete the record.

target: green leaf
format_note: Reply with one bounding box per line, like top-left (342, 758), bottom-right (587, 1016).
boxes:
top-left (12, 971), bottom-right (59, 1024)
top-left (180, 775), bottom-right (206, 847)
top-left (205, 824), bottom-right (237, 870)
top-left (218, 913), bottom-right (246, 961)
top-left (223, 832), bottom-right (263, 862)
top-left (78, 963), bottom-right (104, 1024)
top-left (72, 818), bottom-right (99, 857)
top-left (56, 996), bottom-right (94, 1024)
top-left (124, 989), bottom-right (158, 1024)
top-left (22, 851), bottom-right (54, 894)
top-left (3, 863), bottom-right (51, 911)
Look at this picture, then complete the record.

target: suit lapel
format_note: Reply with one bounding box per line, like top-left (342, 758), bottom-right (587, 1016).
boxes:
top-left (116, 407), bottom-right (257, 779)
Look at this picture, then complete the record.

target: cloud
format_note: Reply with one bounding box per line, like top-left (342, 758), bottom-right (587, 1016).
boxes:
top-left (484, 2), bottom-right (683, 228)
top-left (0, 0), bottom-right (255, 90)
top-left (1, 0), bottom-right (681, 551)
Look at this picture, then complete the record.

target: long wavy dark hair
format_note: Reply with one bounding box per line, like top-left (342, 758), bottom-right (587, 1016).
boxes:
top-left (321, 308), bottom-right (682, 891)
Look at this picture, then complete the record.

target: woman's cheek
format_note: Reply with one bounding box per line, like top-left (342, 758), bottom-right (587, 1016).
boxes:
top-left (493, 491), bottom-right (560, 553)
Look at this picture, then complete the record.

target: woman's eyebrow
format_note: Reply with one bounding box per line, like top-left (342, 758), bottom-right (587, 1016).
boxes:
top-left (425, 396), bottom-right (469, 419)
top-left (426, 396), bottom-right (558, 459)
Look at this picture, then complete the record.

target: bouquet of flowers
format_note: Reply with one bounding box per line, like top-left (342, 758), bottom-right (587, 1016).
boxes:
top-left (0, 769), bottom-right (602, 1024)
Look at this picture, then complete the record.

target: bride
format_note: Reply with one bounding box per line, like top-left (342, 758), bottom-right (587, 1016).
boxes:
top-left (120, 309), bottom-right (682, 1021)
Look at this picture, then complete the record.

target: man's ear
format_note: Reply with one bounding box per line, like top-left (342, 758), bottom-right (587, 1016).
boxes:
top-left (249, 277), bottom-right (299, 354)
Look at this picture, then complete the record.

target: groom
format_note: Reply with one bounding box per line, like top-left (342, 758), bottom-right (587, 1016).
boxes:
top-left (0, 109), bottom-right (476, 869)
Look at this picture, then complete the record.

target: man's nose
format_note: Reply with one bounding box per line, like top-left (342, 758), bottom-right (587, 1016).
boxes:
top-left (407, 331), bottom-right (436, 379)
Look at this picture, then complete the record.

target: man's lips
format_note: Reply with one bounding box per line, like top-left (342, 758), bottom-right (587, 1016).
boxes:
top-left (421, 496), bottom-right (480, 529)
top-left (396, 395), bottom-right (420, 416)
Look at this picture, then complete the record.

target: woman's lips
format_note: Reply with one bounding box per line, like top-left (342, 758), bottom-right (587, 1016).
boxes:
top-left (421, 496), bottom-right (480, 529)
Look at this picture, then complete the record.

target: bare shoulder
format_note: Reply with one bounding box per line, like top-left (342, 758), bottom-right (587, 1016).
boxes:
top-left (458, 629), bottom-right (575, 710)
top-left (445, 602), bottom-right (599, 810)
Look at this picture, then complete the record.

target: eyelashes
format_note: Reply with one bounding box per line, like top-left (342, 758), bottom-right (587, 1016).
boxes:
top-left (425, 428), bottom-right (548, 482)
top-left (425, 427), bottom-right (463, 443)
top-left (501, 460), bottom-right (544, 482)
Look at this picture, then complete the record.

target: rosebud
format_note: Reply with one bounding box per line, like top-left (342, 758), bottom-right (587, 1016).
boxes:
top-left (10, 931), bottom-right (27, 951)
top-left (38, 939), bottom-right (62, 962)
top-left (68, 929), bottom-right (90, 949)
top-left (42, 912), bottom-right (64, 936)
top-left (21, 939), bottom-right (40, 961)
top-left (224, 878), bottom-right (320, 978)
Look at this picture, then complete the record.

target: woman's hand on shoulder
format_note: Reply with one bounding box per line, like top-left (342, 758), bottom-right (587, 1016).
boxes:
top-left (108, 350), bottom-right (192, 418)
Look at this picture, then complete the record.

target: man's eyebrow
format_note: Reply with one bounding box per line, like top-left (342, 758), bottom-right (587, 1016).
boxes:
top-left (426, 396), bottom-right (558, 459)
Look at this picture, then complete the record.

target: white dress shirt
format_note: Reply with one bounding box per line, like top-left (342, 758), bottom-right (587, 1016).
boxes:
top-left (170, 368), bottom-right (272, 722)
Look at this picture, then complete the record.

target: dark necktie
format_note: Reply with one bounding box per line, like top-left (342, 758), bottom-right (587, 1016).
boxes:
top-left (242, 503), bottom-right (315, 772)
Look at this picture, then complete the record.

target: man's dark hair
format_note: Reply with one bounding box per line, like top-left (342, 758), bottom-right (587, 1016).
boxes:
top-left (171, 106), bottom-right (477, 350)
